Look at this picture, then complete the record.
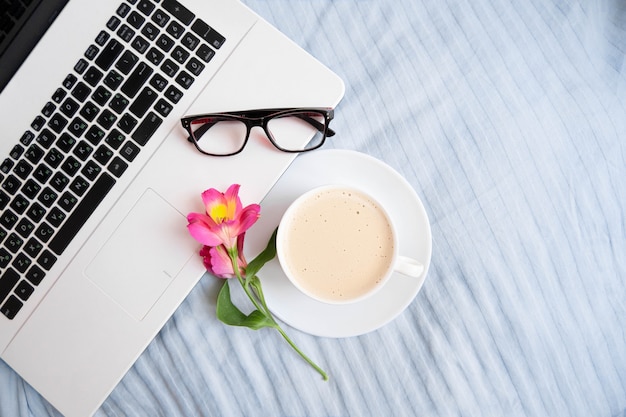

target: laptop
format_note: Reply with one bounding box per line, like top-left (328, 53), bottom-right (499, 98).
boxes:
top-left (0, 0), bottom-right (344, 415)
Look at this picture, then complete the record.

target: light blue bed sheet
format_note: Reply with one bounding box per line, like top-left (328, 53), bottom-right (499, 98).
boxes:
top-left (1, 0), bottom-right (625, 415)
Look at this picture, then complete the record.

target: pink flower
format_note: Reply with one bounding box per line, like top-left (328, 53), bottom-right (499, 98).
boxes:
top-left (187, 184), bottom-right (260, 250)
top-left (199, 234), bottom-right (248, 279)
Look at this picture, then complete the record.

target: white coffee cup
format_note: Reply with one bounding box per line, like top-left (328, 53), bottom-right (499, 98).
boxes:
top-left (276, 185), bottom-right (424, 304)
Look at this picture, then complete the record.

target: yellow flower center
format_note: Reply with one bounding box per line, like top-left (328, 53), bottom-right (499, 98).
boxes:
top-left (210, 203), bottom-right (228, 223)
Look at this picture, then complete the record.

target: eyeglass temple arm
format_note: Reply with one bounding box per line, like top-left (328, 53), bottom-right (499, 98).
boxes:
top-left (294, 114), bottom-right (336, 137)
top-left (186, 115), bottom-right (335, 142)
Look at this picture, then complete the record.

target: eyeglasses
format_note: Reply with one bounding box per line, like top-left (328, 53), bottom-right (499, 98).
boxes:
top-left (180, 108), bottom-right (335, 156)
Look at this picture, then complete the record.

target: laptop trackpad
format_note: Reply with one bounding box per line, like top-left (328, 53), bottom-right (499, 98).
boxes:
top-left (85, 189), bottom-right (195, 320)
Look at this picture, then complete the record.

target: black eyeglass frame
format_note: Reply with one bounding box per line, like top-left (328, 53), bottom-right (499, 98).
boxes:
top-left (180, 107), bottom-right (335, 156)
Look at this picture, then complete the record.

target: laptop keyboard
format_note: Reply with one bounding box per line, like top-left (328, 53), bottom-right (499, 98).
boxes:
top-left (0, 0), bottom-right (225, 320)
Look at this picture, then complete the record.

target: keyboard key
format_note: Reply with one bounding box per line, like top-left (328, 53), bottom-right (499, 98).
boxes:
top-left (20, 131), bottom-right (36, 146)
top-left (13, 160), bottom-right (33, 180)
top-left (131, 35), bottom-right (149, 54)
top-left (71, 82), bottom-right (92, 102)
top-left (37, 249), bottom-right (57, 270)
top-left (154, 98), bottom-right (173, 117)
top-left (36, 129), bottom-right (56, 149)
top-left (82, 160), bottom-right (103, 180)
top-left (63, 74), bottom-right (78, 89)
top-left (109, 93), bottom-right (130, 114)
top-left (120, 141), bottom-right (140, 162)
top-left (164, 85), bottom-right (182, 103)
top-left (48, 113), bottom-right (68, 134)
top-left (2, 175), bottom-right (21, 195)
top-left (38, 187), bottom-right (58, 208)
top-left (163, 0), bottom-right (194, 25)
top-left (165, 20), bottom-right (184, 39)
top-left (1, 295), bottom-right (23, 320)
top-left (108, 157), bottom-right (128, 178)
top-left (21, 179), bottom-right (42, 199)
top-left (10, 194), bottom-right (29, 214)
top-left (171, 46), bottom-right (189, 64)
top-left (0, 268), bottom-right (20, 305)
top-left (191, 19), bottom-right (225, 49)
top-left (84, 45), bottom-right (100, 60)
top-left (52, 88), bottom-right (67, 104)
top-left (142, 22), bottom-right (159, 41)
top-left (92, 86), bottom-right (112, 106)
top-left (116, 3), bottom-right (131, 18)
top-left (15, 218), bottom-right (35, 238)
top-left (74, 58), bottom-right (89, 74)
top-left (137, 0), bottom-right (156, 16)
top-left (85, 125), bottom-right (106, 145)
top-left (31, 115), bottom-right (45, 131)
top-left (181, 32), bottom-right (199, 50)
top-left (73, 141), bottom-right (94, 161)
top-left (25, 203), bottom-right (46, 223)
top-left (121, 63), bottom-right (153, 97)
top-left (132, 112), bottom-right (162, 145)
top-left (160, 59), bottom-right (179, 77)
top-left (95, 39), bottom-right (124, 71)
top-left (150, 73), bottom-right (167, 91)
top-left (97, 109), bottom-right (118, 129)
top-left (80, 101), bottom-right (100, 122)
top-left (49, 173), bottom-right (116, 255)
top-left (156, 33), bottom-right (174, 52)
top-left (42, 102), bottom-right (56, 117)
top-left (44, 148), bottom-right (64, 168)
top-left (14, 280), bottom-right (34, 301)
top-left (67, 117), bottom-right (88, 138)
top-left (117, 24), bottom-right (135, 43)
top-left (5, 233), bottom-right (24, 253)
top-left (70, 176), bottom-right (90, 196)
top-left (33, 164), bottom-right (53, 183)
top-left (146, 47), bottom-right (164, 65)
top-left (56, 132), bottom-right (77, 152)
top-left (107, 15), bottom-right (121, 31)
top-left (35, 222), bottom-right (55, 243)
top-left (175, 70), bottom-right (194, 89)
top-left (24, 238), bottom-right (43, 258)
top-left (83, 66), bottom-right (104, 87)
top-left (95, 31), bottom-right (110, 47)
top-left (152, 9), bottom-right (170, 27)
top-left (60, 98), bottom-right (80, 117)
top-left (61, 156), bottom-right (81, 176)
top-left (13, 254), bottom-right (32, 274)
top-left (58, 192), bottom-right (78, 212)
top-left (105, 129), bottom-right (125, 149)
top-left (0, 249), bottom-right (12, 268)
top-left (24, 145), bottom-right (44, 165)
top-left (129, 87), bottom-right (157, 118)
top-left (117, 113), bottom-right (137, 134)
top-left (46, 207), bottom-right (67, 227)
top-left (116, 50), bottom-right (139, 74)
top-left (26, 264), bottom-right (45, 285)
top-left (127, 11), bottom-right (145, 29)
top-left (103, 70), bottom-right (124, 90)
top-left (50, 172), bottom-right (70, 192)
top-left (186, 57), bottom-right (205, 76)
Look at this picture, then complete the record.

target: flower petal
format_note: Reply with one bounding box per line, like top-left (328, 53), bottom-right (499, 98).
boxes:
top-left (187, 212), bottom-right (223, 246)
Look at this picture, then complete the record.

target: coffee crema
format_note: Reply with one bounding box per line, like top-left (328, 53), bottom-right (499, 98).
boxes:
top-left (280, 187), bottom-right (395, 302)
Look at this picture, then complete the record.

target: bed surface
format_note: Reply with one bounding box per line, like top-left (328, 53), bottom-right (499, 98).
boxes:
top-left (1, 0), bottom-right (625, 415)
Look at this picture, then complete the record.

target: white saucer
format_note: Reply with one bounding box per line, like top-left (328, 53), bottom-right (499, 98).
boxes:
top-left (245, 149), bottom-right (432, 338)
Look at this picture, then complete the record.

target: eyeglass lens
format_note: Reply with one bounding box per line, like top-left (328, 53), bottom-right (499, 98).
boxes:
top-left (189, 110), bottom-right (327, 155)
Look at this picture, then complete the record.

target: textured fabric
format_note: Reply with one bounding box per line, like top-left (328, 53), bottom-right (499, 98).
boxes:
top-left (1, 0), bottom-right (625, 415)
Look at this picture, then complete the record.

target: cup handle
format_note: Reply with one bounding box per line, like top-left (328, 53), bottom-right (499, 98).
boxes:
top-left (394, 255), bottom-right (424, 278)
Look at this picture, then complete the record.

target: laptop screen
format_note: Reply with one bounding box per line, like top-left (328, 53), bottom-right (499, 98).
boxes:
top-left (0, 0), bottom-right (69, 93)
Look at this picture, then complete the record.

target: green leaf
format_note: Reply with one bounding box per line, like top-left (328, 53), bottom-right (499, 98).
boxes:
top-left (245, 227), bottom-right (278, 278)
top-left (216, 280), bottom-right (274, 330)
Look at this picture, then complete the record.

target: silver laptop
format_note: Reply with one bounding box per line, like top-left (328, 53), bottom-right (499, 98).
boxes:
top-left (0, 0), bottom-right (344, 415)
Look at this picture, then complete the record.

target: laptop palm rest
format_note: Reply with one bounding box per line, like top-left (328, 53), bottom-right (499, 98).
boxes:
top-left (85, 189), bottom-right (195, 320)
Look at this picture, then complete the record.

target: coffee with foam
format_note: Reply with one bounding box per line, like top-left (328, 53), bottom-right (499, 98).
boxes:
top-left (278, 186), bottom-right (395, 303)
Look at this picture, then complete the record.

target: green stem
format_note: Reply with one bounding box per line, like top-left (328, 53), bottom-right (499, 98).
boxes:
top-left (228, 250), bottom-right (329, 381)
